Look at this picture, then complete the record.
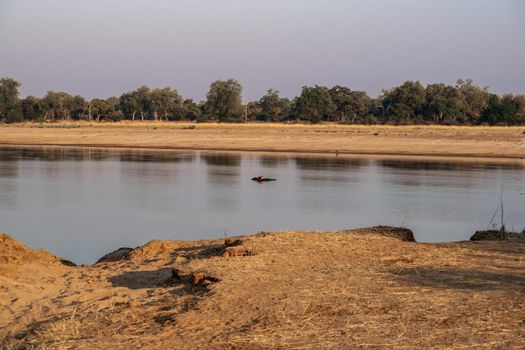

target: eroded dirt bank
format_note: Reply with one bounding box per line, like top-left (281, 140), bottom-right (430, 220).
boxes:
top-left (1, 228), bottom-right (524, 349)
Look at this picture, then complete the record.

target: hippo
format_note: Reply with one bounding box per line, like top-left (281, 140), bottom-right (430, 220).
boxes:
top-left (251, 176), bottom-right (277, 183)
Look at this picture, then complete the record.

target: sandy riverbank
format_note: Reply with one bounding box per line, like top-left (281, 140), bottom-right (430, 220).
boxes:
top-left (1, 122), bottom-right (524, 159)
top-left (1, 228), bottom-right (524, 349)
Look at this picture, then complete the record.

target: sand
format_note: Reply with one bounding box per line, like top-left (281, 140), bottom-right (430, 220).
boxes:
top-left (1, 122), bottom-right (524, 159)
top-left (1, 228), bottom-right (524, 349)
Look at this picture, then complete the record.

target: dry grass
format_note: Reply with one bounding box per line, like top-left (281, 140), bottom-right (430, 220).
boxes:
top-left (1, 228), bottom-right (524, 349)
top-left (6, 120), bottom-right (525, 130)
top-left (1, 122), bottom-right (524, 159)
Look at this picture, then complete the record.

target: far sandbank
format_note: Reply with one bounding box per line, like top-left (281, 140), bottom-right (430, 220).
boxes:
top-left (1, 122), bottom-right (524, 159)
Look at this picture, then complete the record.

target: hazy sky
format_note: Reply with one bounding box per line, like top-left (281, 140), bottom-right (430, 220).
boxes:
top-left (1, 0), bottom-right (524, 101)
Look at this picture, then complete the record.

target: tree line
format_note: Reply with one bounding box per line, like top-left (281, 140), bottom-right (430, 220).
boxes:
top-left (1, 77), bottom-right (524, 125)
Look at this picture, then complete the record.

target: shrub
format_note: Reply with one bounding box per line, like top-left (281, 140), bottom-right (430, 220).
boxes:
top-left (5, 110), bottom-right (24, 123)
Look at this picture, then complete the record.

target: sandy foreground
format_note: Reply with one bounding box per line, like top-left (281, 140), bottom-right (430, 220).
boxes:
top-left (1, 122), bottom-right (524, 159)
top-left (1, 228), bottom-right (524, 349)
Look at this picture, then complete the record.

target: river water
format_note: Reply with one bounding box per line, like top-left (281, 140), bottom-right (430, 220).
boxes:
top-left (0, 146), bottom-right (523, 264)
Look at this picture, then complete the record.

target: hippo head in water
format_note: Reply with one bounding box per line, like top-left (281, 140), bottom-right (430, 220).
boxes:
top-left (251, 176), bottom-right (276, 183)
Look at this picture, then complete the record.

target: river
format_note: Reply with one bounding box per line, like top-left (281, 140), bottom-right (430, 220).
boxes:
top-left (0, 146), bottom-right (523, 264)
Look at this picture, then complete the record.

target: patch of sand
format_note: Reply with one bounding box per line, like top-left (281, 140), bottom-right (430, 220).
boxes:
top-left (1, 228), bottom-right (524, 349)
top-left (1, 122), bottom-right (525, 159)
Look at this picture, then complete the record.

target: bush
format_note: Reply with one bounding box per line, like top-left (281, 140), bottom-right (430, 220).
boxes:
top-left (220, 116), bottom-right (244, 123)
top-left (167, 114), bottom-right (183, 121)
top-left (361, 115), bottom-right (379, 125)
top-left (108, 111), bottom-right (123, 122)
top-left (5, 110), bottom-right (23, 124)
top-left (441, 118), bottom-right (458, 126)
top-left (196, 115), bottom-right (209, 123)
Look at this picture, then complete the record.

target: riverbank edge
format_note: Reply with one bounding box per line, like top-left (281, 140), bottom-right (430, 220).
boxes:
top-left (1, 122), bottom-right (524, 160)
top-left (1, 142), bottom-right (525, 161)
top-left (2, 227), bottom-right (524, 348)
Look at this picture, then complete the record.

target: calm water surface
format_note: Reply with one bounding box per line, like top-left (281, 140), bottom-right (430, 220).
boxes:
top-left (0, 146), bottom-right (524, 264)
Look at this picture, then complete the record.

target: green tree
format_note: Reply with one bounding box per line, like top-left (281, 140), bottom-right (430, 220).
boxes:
top-left (501, 94), bottom-right (525, 124)
top-left (134, 86), bottom-right (151, 121)
top-left (291, 85), bottom-right (335, 123)
top-left (380, 81), bottom-right (426, 124)
top-left (246, 101), bottom-right (262, 121)
top-left (43, 92), bottom-right (75, 120)
top-left (21, 96), bottom-right (46, 121)
top-left (328, 86), bottom-right (371, 123)
top-left (105, 96), bottom-right (120, 111)
top-left (119, 92), bottom-right (140, 120)
top-left (89, 99), bottom-right (112, 122)
top-left (0, 77), bottom-right (22, 122)
top-left (480, 94), bottom-right (515, 125)
top-left (104, 96), bottom-right (122, 121)
top-left (424, 83), bottom-right (461, 123)
top-left (70, 95), bottom-right (87, 120)
top-left (205, 79), bottom-right (243, 121)
top-left (456, 79), bottom-right (490, 124)
top-left (257, 89), bottom-right (290, 122)
top-left (118, 86), bottom-right (151, 121)
top-left (180, 99), bottom-right (202, 121)
top-left (149, 87), bottom-right (182, 121)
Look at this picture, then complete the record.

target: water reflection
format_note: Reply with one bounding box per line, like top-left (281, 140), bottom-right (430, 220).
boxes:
top-left (0, 147), bottom-right (198, 163)
top-left (206, 168), bottom-right (240, 186)
top-left (295, 157), bottom-right (368, 171)
top-left (375, 159), bottom-right (520, 189)
top-left (201, 153), bottom-right (241, 186)
top-left (0, 147), bottom-right (112, 161)
top-left (295, 157), bottom-right (367, 185)
top-left (0, 151), bottom-right (24, 162)
top-left (201, 153), bottom-right (241, 167)
top-left (258, 155), bottom-right (290, 168)
top-left (120, 162), bottom-right (178, 183)
top-left (119, 150), bottom-right (196, 163)
top-left (0, 161), bottom-right (18, 177)
top-left (299, 174), bottom-right (358, 185)
top-left (0, 172), bottom-right (17, 208)
top-left (378, 159), bottom-right (524, 171)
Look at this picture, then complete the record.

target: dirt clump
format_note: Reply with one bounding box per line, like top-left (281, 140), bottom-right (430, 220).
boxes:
top-left (222, 247), bottom-right (256, 257)
top-left (127, 240), bottom-right (184, 261)
top-left (0, 233), bottom-right (72, 267)
top-left (169, 268), bottom-right (220, 289)
top-left (174, 255), bottom-right (189, 264)
top-left (351, 226), bottom-right (416, 242)
top-left (470, 229), bottom-right (525, 241)
top-left (96, 247), bottom-right (133, 263)
top-left (192, 273), bottom-right (220, 288)
top-left (224, 238), bottom-right (243, 247)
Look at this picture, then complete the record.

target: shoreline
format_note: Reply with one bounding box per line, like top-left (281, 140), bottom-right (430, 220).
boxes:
top-left (7, 225), bottom-right (525, 267)
top-left (1, 227), bottom-right (524, 348)
top-left (1, 122), bottom-right (525, 160)
top-left (7, 226), bottom-right (525, 267)
top-left (2, 141), bottom-right (525, 161)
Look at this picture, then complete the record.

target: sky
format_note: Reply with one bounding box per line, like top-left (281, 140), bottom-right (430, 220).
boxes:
top-left (0, 0), bottom-right (524, 101)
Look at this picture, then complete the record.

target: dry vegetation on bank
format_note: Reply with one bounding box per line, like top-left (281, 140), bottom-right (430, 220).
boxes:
top-left (1, 122), bottom-right (525, 159)
top-left (1, 228), bottom-right (524, 349)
